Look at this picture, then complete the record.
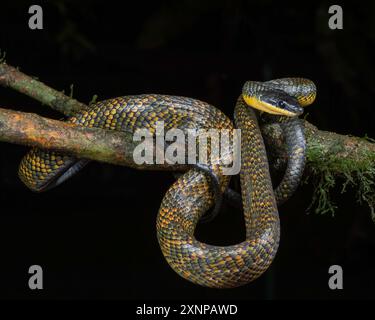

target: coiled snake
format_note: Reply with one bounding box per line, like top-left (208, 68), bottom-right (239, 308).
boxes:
top-left (18, 78), bottom-right (316, 288)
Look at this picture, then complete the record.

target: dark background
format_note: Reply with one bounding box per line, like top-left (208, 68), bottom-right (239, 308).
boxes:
top-left (0, 0), bottom-right (374, 300)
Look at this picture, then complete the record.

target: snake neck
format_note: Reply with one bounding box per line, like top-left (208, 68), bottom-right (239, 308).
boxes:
top-left (258, 112), bottom-right (307, 205)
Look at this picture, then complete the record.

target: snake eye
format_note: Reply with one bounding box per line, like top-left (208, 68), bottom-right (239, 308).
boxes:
top-left (277, 101), bottom-right (286, 108)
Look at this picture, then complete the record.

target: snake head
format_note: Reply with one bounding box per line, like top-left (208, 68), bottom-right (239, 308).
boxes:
top-left (242, 82), bottom-right (303, 117)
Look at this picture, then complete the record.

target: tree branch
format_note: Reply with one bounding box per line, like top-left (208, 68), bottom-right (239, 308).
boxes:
top-left (262, 121), bottom-right (375, 219)
top-left (0, 107), bottom-right (138, 166)
top-left (0, 107), bottom-right (185, 172)
top-left (262, 121), bottom-right (375, 176)
top-left (0, 63), bottom-right (88, 116)
top-left (0, 61), bottom-right (374, 220)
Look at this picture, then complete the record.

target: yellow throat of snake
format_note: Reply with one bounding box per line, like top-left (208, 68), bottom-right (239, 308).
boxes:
top-left (242, 78), bottom-right (317, 116)
top-left (242, 94), bottom-right (297, 117)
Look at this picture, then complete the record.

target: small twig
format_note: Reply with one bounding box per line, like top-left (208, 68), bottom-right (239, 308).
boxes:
top-left (89, 94), bottom-right (98, 106)
top-left (0, 50), bottom-right (6, 64)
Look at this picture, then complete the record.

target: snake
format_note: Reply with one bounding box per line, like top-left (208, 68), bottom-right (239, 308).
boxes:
top-left (18, 77), bottom-right (316, 288)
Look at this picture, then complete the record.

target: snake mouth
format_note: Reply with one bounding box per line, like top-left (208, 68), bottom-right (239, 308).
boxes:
top-left (243, 94), bottom-right (303, 117)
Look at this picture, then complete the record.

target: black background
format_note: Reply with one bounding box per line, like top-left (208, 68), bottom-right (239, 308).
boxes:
top-left (0, 0), bottom-right (374, 300)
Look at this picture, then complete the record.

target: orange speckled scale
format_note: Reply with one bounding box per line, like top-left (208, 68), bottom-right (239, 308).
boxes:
top-left (19, 95), bottom-right (232, 191)
top-left (157, 98), bottom-right (280, 288)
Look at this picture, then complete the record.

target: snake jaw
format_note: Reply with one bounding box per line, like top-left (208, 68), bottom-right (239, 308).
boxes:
top-left (243, 94), bottom-right (302, 117)
top-left (242, 81), bottom-right (306, 117)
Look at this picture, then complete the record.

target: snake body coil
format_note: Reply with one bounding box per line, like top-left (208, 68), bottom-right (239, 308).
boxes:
top-left (18, 78), bottom-right (316, 288)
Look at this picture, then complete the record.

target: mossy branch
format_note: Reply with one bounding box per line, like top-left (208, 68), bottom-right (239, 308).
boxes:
top-left (1, 61), bottom-right (374, 221)
top-left (305, 123), bottom-right (375, 220)
top-left (262, 121), bottom-right (375, 221)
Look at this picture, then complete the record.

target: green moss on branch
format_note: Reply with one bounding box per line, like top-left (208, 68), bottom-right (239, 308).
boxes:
top-left (305, 123), bottom-right (375, 221)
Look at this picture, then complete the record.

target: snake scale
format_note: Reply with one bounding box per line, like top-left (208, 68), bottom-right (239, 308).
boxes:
top-left (18, 78), bottom-right (316, 288)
